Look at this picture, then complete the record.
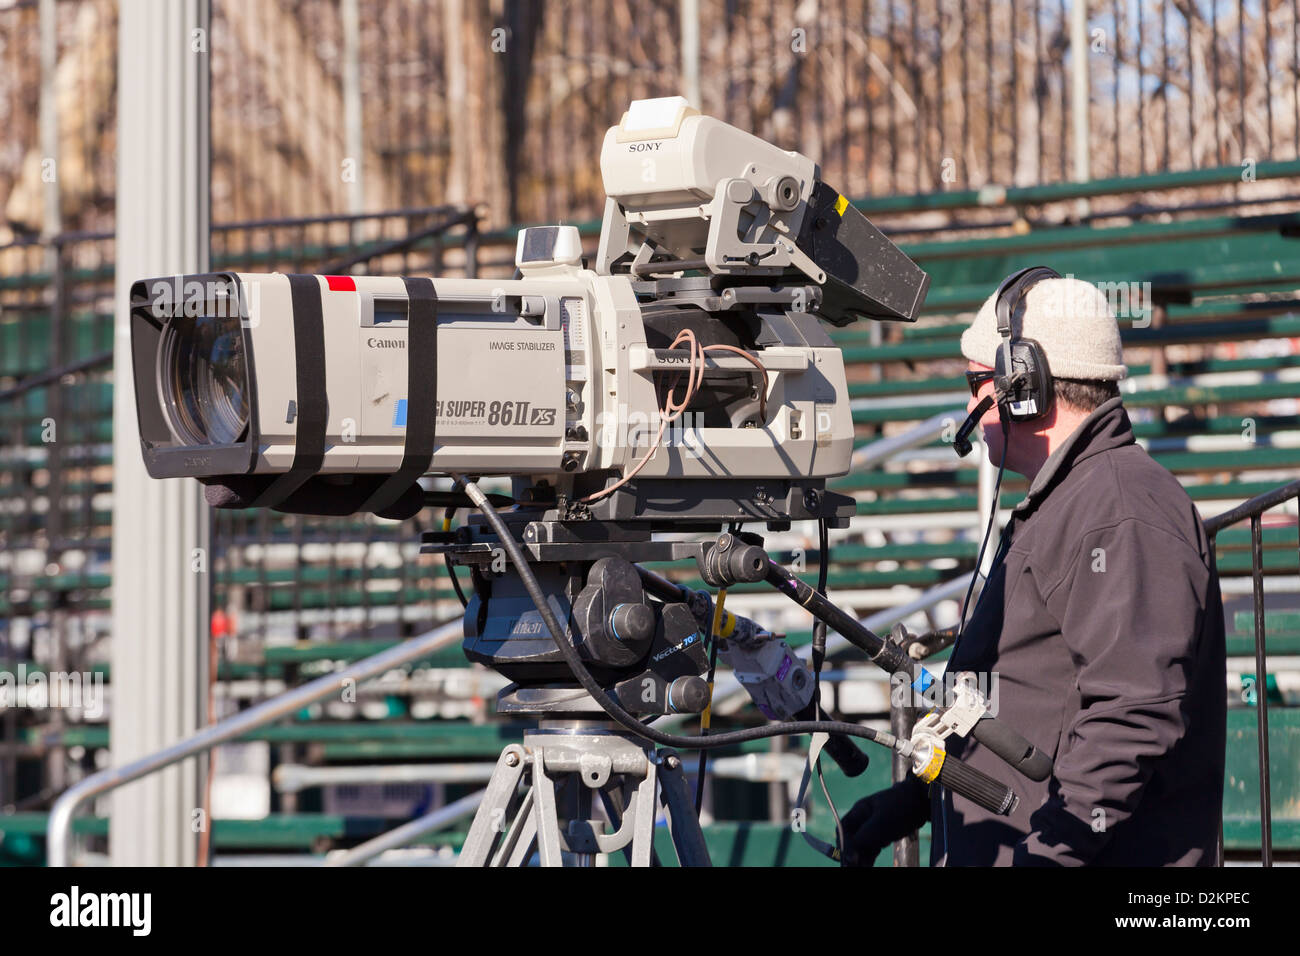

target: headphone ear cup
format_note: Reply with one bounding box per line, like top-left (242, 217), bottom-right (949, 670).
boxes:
top-left (990, 266), bottom-right (1061, 422)
top-left (1000, 339), bottom-right (1053, 422)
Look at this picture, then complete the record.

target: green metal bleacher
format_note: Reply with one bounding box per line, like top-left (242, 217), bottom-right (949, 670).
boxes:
top-left (3, 164), bottom-right (1300, 864)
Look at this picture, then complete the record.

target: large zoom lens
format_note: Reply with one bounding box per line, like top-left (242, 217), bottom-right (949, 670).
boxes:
top-left (161, 314), bottom-right (249, 445)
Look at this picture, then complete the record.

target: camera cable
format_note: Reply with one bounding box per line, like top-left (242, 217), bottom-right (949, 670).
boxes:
top-left (452, 472), bottom-right (901, 753)
top-left (792, 519), bottom-right (847, 862)
top-left (449, 478), bottom-right (1025, 823)
top-left (942, 410), bottom-right (1010, 861)
top-left (442, 507), bottom-right (470, 609)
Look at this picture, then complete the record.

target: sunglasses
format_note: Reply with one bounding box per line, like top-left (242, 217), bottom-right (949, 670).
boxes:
top-left (965, 369), bottom-right (997, 396)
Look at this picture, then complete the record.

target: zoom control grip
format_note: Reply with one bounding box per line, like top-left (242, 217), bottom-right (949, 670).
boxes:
top-left (821, 731), bottom-right (872, 778)
top-left (971, 717), bottom-right (1053, 782)
top-left (937, 754), bottom-right (1019, 816)
top-left (793, 702), bottom-right (870, 778)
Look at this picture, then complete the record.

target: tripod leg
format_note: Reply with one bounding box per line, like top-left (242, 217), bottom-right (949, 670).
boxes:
top-left (491, 788), bottom-right (536, 867)
top-left (628, 758), bottom-right (659, 867)
top-left (657, 751), bottom-right (713, 867)
top-left (531, 753), bottom-right (564, 866)
top-left (459, 744), bottom-right (527, 866)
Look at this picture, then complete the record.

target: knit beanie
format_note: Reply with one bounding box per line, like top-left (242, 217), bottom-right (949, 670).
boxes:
top-left (960, 276), bottom-right (1128, 381)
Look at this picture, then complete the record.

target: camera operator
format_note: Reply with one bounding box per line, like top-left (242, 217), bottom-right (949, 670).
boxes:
top-left (843, 273), bottom-right (1227, 866)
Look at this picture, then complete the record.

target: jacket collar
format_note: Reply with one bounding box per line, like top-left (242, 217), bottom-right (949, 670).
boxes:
top-left (1011, 396), bottom-right (1135, 517)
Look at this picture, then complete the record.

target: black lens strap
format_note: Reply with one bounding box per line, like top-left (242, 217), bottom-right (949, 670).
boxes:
top-left (251, 274), bottom-right (329, 509)
top-left (359, 276), bottom-right (439, 514)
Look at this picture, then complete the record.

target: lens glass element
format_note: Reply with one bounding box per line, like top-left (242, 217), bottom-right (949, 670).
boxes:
top-left (163, 313), bottom-right (249, 445)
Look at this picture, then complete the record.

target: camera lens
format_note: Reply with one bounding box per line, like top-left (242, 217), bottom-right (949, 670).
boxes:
top-left (162, 313), bottom-right (249, 445)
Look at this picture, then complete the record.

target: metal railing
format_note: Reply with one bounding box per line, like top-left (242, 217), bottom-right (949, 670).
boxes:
top-left (1202, 477), bottom-right (1300, 867)
top-left (46, 620), bottom-right (462, 867)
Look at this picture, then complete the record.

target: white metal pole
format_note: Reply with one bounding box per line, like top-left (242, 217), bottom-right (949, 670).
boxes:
top-left (110, 0), bottom-right (211, 867)
top-left (341, 0), bottom-right (364, 214)
top-left (680, 0), bottom-right (701, 108)
top-left (1070, 0), bottom-right (1091, 216)
top-left (39, 0), bottom-right (60, 243)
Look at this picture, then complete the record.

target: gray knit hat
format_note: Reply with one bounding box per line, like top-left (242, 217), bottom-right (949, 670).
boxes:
top-left (960, 276), bottom-right (1128, 381)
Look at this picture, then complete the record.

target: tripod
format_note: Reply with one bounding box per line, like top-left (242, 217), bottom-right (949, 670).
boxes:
top-left (444, 497), bottom-right (1038, 866)
top-left (458, 713), bottom-right (711, 867)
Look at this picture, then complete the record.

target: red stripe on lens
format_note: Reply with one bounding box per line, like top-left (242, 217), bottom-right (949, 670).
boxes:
top-left (325, 275), bottom-right (356, 292)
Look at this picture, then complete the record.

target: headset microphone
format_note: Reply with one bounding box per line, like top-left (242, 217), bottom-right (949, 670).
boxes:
top-left (953, 395), bottom-right (994, 457)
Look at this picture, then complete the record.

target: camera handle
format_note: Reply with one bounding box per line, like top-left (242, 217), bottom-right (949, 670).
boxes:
top-left (700, 535), bottom-right (1054, 797)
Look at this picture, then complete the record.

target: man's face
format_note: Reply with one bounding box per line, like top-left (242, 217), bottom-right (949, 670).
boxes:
top-left (966, 360), bottom-right (1006, 465)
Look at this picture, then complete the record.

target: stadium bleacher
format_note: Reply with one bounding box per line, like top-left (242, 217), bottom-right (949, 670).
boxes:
top-left (2, 163), bottom-right (1298, 865)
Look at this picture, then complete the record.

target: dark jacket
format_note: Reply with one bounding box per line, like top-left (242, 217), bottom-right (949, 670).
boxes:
top-left (882, 396), bottom-right (1226, 866)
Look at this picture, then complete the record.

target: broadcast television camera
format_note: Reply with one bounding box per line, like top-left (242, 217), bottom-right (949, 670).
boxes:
top-left (130, 95), bottom-right (932, 719)
top-left (130, 96), bottom-right (928, 526)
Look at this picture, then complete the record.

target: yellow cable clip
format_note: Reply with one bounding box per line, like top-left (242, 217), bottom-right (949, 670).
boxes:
top-left (699, 588), bottom-right (728, 732)
top-left (917, 746), bottom-right (946, 783)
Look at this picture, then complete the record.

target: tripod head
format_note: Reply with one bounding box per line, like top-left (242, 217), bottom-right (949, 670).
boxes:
top-left (425, 505), bottom-right (772, 717)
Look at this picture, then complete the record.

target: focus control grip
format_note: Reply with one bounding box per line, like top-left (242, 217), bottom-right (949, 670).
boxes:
top-left (936, 754), bottom-right (1019, 816)
top-left (700, 533), bottom-right (768, 587)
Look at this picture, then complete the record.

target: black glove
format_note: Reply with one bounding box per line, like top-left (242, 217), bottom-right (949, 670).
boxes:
top-left (842, 775), bottom-right (931, 867)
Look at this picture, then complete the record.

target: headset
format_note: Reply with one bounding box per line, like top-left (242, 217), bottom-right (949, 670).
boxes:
top-left (953, 265), bottom-right (1061, 456)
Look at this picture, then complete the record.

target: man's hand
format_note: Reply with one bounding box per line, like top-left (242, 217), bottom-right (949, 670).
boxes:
top-left (841, 775), bottom-right (930, 866)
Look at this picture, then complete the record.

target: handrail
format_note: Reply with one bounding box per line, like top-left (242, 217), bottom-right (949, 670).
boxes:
top-left (321, 790), bottom-right (485, 867)
top-left (1204, 478), bottom-right (1300, 536)
top-left (320, 206), bottom-right (481, 276)
top-left (273, 762), bottom-right (494, 793)
top-left (0, 350), bottom-right (112, 403)
top-left (1202, 477), bottom-right (1300, 868)
top-left (47, 619), bottom-right (462, 866)
top-left (0, 205), bottom-right (474, 255)
top-left (849, 409), bottom-right (966, 471)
